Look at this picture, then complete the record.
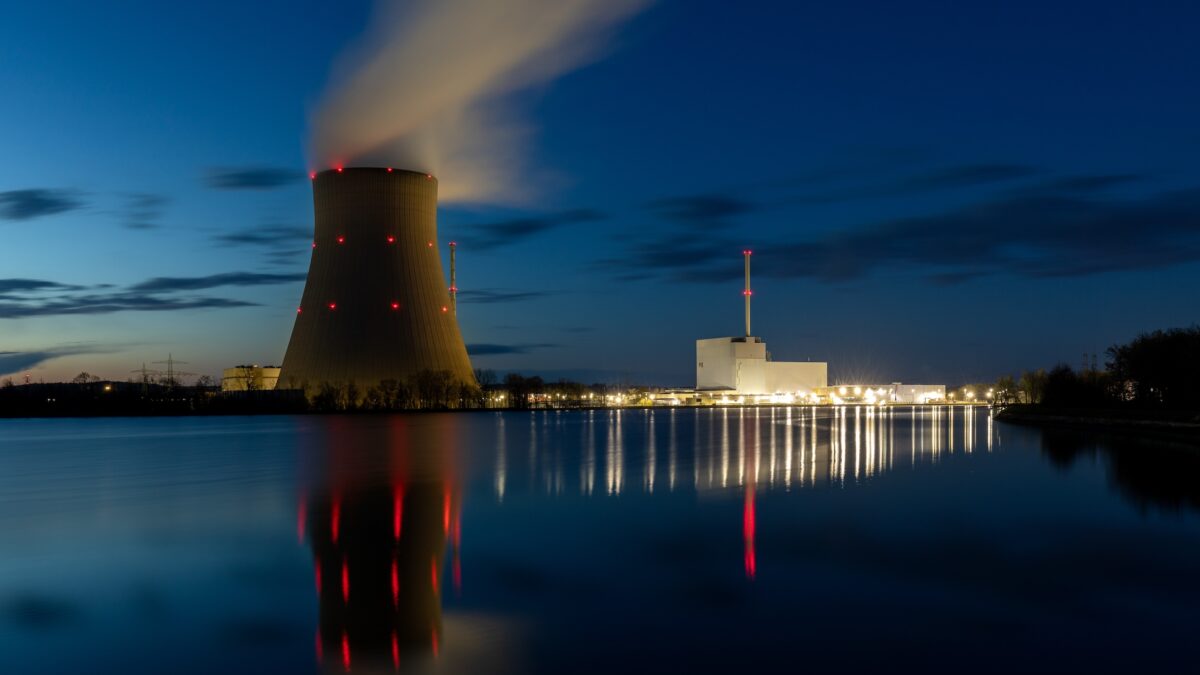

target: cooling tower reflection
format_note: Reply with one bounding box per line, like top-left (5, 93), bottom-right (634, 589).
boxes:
top-left (302, 417), bottom-right (462, 672)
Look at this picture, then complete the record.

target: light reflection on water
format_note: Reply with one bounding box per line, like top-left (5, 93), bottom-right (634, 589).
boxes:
top-left (2, 408), bottom-right (1200, 674)
top-left (506, 406), bottom-right (990, 499)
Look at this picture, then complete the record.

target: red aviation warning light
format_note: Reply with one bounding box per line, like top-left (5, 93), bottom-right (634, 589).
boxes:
top-left (328, 302), bottom-right (337, 311)
top-left (386, 235), bottom-right (395, 244)
top-left (390, 302), bottom-right (400, 310)
top-left (336, 235), bottom-right (345, 244)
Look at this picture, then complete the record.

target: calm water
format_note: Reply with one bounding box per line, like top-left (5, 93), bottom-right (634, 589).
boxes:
top-left (2, 407), bottom-right (1199, 674)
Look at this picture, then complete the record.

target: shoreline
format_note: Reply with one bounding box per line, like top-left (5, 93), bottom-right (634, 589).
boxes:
top-left (996, 405), bottom-right (1200, 438)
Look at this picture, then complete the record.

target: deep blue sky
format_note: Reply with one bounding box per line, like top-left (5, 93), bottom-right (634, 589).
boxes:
top-left (3, 0), bottom-right (1199, 385)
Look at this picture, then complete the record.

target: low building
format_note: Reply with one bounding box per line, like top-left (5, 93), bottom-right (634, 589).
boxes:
top-left (696, 336), bottom-right (828, 397)
top-left (221, 365), bottom-right (281, 392)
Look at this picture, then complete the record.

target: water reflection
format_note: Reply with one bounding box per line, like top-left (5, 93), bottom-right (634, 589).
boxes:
top-left (302, 419), bottom-right (461, 672)
top-left (4, 409), bottom-right (1200, 674)
top-left (1037, 426), bottom-right (1200, 513)
top-left (498, 406), bottom-right (994, 499)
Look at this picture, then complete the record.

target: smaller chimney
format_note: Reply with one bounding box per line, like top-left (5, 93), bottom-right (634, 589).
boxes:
top-left (449, 241), bottom-right (458, 316)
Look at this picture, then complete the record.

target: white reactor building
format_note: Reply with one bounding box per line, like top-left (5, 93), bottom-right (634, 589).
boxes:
top-left (695, 251), bottom-right (827, 398)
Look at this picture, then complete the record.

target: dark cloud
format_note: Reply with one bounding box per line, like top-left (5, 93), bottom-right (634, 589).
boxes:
top-left (122, 192), bottom-right (169, 230)
top-left (596, 234), bottom-right (736, 282)
top-left (1025, 174), bottom-right (1143, 194)
top-left (205, 167), bottom-right (305, 190)
top-left (457, 289), bottom-right (549, 304)
top-left (459, 208), bottom-right (605, 250)
top-left (0, 271), bottom-right (301, 320)
top-left (129, 272), bottom-right (305, 292)
top-left (0, 350), bottom-right (67, 374)
top-left (0, 344), bottom-right (110, 376)
top-left (0, 294), bottom-right (255, 320)
top-left (606, 184), bottom-right (1200, 284)
top-left (0, 189), bottom-right (83, 221)
top-left (212, 225), bottom-right (311, 247)
top-left (1, 593), bottom-right (84, 630)
top-left (895, 163), bottom-right (1038, 191)
top-left (646, 195), bottom-right (754, 228)
top-left (0, 279), bottom-right (82, 295)
top-left (467, 343), bottom-right (557, 356)
top-left (789, 163), bottom-right (1040, 205)
top-left (261, 249), bottom-right (309, 267)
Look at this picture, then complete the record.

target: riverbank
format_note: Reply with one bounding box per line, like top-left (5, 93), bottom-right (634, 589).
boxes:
top-left (996, 404), bottom-right (1200, 438)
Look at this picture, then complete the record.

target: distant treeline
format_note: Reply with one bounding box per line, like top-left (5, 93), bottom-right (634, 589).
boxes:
top-left (0, 379), bottom-right (305, 417)
top-left (991, 326), bottom-right (1200, 410)
top-left (292, 370), bottom-right (634, 412)
top-left (0, 368), bottom-right (636, 417)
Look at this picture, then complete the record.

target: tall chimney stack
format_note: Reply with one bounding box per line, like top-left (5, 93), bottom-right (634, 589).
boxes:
top-left (743, 249), bottom-right (752, 337)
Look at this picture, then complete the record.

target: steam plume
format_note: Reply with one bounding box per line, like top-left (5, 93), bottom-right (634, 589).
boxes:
top-left (309, 0), bottom-right (650, 203)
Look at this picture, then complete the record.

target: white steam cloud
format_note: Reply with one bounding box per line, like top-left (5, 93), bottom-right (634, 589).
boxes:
top-left (309, 0), bottom-right (650, 204)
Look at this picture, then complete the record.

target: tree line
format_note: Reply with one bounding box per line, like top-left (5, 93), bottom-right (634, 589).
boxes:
top-left (991, 326), bottom-right (1200, 410)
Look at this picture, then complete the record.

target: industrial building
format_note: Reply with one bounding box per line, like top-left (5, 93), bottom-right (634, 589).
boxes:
top-left (695, 251), bottom-right (828, 399)
top-left (278, 168), bottom-right (475, 395)
top-left (220, 365), bottom-right (281, 392)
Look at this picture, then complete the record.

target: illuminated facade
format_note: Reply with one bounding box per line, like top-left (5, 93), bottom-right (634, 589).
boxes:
top-left (279, 168), bottom-right (475, 395)
top-left (220, 365), bottom-right (280, 391)
top-left (695, 337), bottom-right (828, 396)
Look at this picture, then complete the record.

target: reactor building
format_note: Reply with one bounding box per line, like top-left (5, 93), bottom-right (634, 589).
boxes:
top-left (279, 168), bottom-right (475, 394)
top-left (695, 251), bottom-right (827, 398)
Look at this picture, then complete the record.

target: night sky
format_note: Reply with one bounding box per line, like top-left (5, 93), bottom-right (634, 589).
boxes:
top-left (3, 0), bottom-right (1199, 385)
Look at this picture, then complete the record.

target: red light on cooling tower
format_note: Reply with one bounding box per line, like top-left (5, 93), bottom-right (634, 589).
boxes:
top-left (309, 172), bottom-right (316, 180)
top-left (387, 167), bottom-right (393, 173)
top-left (390, 302), bottom-right (400, 310)
top-left (441, 306), bottom-right (448, 313)
top-left (328, 302), bottom-right (337, 310)
top-left (335, 167), bottom-right (343, 173)
top-left (297, 307), bottom-right (303, 313)
top-left (312, 241), bottom-right (317, 249)
top-left (336, 235), bottom-right (345, 244)
top-left (427, 241), bottom-right (433, 248)
top-left (386, 235), bottom-right (395, 244)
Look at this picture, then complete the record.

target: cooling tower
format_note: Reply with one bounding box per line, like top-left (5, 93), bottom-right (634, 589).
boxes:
top-left (279, 168), bottom-right (474, 394)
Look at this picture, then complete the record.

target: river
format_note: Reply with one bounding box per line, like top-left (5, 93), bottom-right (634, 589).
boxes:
top-left (1, 407), bottom-right (1198, 673)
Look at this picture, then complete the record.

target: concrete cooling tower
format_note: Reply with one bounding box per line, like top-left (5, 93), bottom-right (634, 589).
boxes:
top-left (279, 168), bottom-right (474, 393)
